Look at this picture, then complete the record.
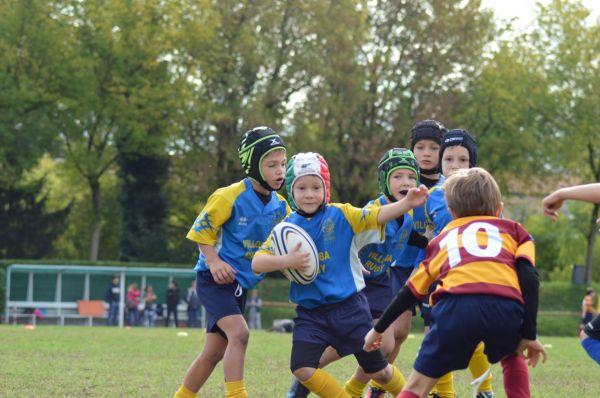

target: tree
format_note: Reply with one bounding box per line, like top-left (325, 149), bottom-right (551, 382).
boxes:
top-left (0, 178), bottom-right (70, 259)
top-left (292, 0), bottom-right (495, 204)
top-left (452, 39), bottom-right (556, 192)
top-left (529, 0), bottom-right (600, 282)
top-left (0, 0), bottom-right (67, 183)
top-left (52, 0), bottom-right (181, 261)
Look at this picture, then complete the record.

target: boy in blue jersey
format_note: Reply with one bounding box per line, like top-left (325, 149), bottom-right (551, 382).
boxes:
top-left (424, 129), bottom-right (495, 398)
top-left (388, 120), bottom-right (446, 367)
top-left (543, 182), bottom-right (600, 365)
top-left (173, 127), bottom-right (290, 398)
top-left (253, 152), bottom-right (429, 398)
top-left (285, 149), bottom-right (428, 398)
top-left (351, 148), bottom-right (429, 398)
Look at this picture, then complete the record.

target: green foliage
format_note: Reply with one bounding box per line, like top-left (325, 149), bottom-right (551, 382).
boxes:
top-left (0, 0), bottom-right (73, 183)
top-left (2, 0), bottom-right (600, 278)
top-left (118, 153), bottom-right (169, 262)
top-left (524, 214), bottom-right (586, 279)
top-left (0, 178), bottom-right (71, 259)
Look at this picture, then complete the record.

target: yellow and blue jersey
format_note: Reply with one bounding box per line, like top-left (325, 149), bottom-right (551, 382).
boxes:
top-left (425, 186), bottom-right (453, 237)
top-left (359, 195), bottom-right (414, 279)
top-left (187, 178), bottom-right (289, 289)
top-left (394, 176), bottom-right (446, 268)
top-left (257, 203), bottom-right (385, 309)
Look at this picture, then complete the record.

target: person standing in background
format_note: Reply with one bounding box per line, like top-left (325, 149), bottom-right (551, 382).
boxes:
top-left (143, 285), bottom-right (158, 328)
top-left (105, 275), bottom-right (121, 326)
top-left (582, 288), bottom-right (597, 327)
top-left (126, 282), bottom-right (141, 327)
top-left (166, 281), bottom-right (180, 328)
top-left (247, 290), bottom-right (263, 330)
top-left (186, 280), bottom-right (201, 328)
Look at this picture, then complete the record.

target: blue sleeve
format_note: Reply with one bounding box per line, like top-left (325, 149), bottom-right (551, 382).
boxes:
top-left (414, 248), bottom-right (426, 268)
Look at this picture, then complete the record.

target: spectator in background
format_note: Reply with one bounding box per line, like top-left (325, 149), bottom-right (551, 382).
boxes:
top-left (166, 281), bottom-right (180, 328)
top-left (582, 288), bottom-right (597, 327)
top-left (247, 290), bottom-right (263, 330)
top-left (143, 285), bottom-right (158, 328)
top-left (126, 282), bottom-right (141, 327)
top-left (105, 276), bottom-right (121, 326)
top-left (185, 280), bottom-right (201, 328)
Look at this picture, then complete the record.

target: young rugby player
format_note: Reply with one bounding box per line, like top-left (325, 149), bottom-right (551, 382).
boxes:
top-left (173, 127), bottom-right (289, 398)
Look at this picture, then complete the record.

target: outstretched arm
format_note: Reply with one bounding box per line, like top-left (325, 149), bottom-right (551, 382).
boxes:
top-left (377, 185), bottom-right (429, 225)
top-left (542, 183), bottom-right (600, 221)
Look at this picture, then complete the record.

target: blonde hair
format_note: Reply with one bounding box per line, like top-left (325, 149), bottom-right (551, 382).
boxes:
top-left (443, 167), bottom-right (502, 218)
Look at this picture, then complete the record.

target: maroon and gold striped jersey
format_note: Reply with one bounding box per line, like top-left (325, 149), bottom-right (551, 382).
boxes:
top-left (408, 216), bottom-right (535, 305)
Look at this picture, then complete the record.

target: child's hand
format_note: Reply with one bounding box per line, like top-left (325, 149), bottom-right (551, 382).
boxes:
top-left (363, 328), bottom-right (383, 352)
top-left (405, 184), bottom-right (429, 208)
top-left (286, 242), bottom-right (312, 271)
top-left (542, 191), bottom-right (564, 221)
top-left (360, 262), bottom-right (371, 276)
top-left (516, 338), bottom-right (548, 368)
top-left (208, 258), bottom-right (237, 284)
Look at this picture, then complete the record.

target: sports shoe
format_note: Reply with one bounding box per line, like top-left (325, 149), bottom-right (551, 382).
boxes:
top-left (286, 377), bottom-right (310, 398)
top-left (475, 392), bottom-right (495, 398)
top-left (429, 393), bottom-right (457, 398)
top-left (365, 386), bottom-right (386, 398)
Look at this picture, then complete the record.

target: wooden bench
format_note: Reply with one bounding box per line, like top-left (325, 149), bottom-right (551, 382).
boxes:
top-left (60, 300), bottom-right (106, 326)
top-left (7, 300), bottom-right (106, 326)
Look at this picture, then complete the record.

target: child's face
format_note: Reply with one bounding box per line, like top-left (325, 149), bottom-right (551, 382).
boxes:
top-left (293, 175), bottom-right (325, 214)
top-left (260, 149), bottom-right (287, 190)
top-left (388, 169), bottom-right (417, 201)
top-left (441, 146), bottom-right (470, 176)
top-left (413, 139), bottom-right (440, 171)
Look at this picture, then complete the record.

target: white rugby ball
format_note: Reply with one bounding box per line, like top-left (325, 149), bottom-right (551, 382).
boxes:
top-left (271, 222), bottom-right (319, 284)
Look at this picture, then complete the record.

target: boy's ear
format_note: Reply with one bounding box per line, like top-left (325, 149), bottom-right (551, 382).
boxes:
top-left (496, 201), bottom-right (504, 217)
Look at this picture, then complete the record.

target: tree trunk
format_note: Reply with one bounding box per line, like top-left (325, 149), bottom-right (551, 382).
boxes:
top-left (585, 203), bottom-right (599, 283)
top-left (89, 177), bottom-right (101, 261)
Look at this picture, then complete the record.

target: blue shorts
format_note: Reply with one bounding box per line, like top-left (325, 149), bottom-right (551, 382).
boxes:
top-left (414, 294), bottom-right (523, 378)
top-left (363, 273), bottom-right (393, 319)
top-left (196, 270), bottom-right (247, 336)
top-left (390, 266), bottom-right (418, 317)
top-left (293, 292), bottom-right (373, 357)
top-left (390, 266), bottom-right (413, 294)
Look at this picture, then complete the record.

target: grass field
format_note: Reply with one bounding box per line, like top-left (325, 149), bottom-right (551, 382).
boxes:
top-left (0, 325), bottom-right (598, 397)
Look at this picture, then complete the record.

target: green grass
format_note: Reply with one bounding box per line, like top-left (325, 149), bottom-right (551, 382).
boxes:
top-left (0, 325), bottom-right (598, 397)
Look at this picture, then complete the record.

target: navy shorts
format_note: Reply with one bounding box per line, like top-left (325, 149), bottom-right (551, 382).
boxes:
top-left (293, 292), bottom-right (374, 357)
top-left (363, 273), bottom-right (393, 319)
top-left (390, 266), bottom-right (418, 316)
top-left (414, 294), bottom-right (524, 378)
top-left (390, 266), bottom-right (413, 294)
top-left (196, 270), bottom-right (247, 336)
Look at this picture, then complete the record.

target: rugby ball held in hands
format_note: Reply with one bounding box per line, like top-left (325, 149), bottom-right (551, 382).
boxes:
top-left (271, 222), bottom-right (319, 284)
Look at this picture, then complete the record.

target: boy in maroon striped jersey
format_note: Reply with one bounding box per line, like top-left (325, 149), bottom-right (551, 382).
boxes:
top-left (364, 168), bottom-right (547, 398)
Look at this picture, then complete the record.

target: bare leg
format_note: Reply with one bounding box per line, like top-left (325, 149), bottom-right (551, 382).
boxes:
top-left (352, 318), bottom-right (396, 383)
top-left (387, 310), bottom-right (412, 362)
top-left (400, 368), bottom-right (439, 398)
top-left (182, 332), bottom-right (227, 391)
top-left (218, 314), bottom-right (250, 381)
top-left (318, 346), bottom-right (342, 367)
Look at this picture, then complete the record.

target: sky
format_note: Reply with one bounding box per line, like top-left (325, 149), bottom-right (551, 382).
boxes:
top-left (481, 0), bottom-right (600, 28)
